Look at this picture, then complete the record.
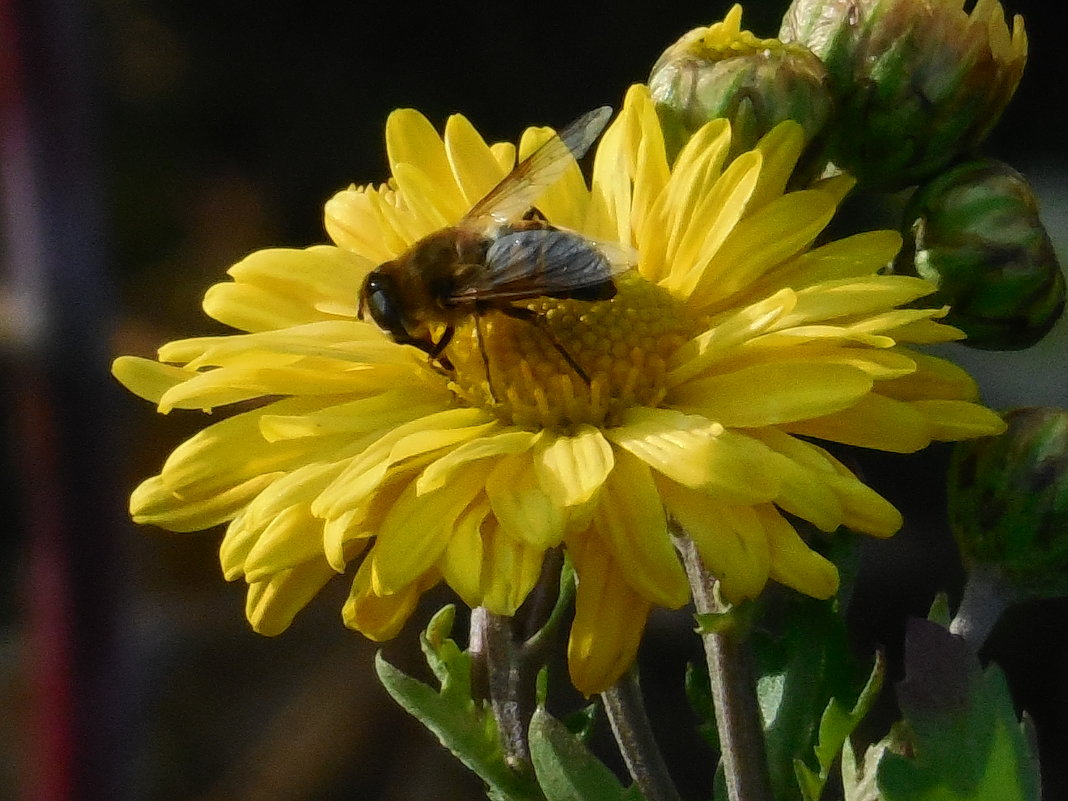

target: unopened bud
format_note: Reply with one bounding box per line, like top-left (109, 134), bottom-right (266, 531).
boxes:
top-left (780, 0), bottom-right (1028, 189)
top-left (949, 407), bottom-right (1068, 603)
top-left (649, 4), bottom-right (832, 163)
top-left (894, 159), bottom-right (1064, 350)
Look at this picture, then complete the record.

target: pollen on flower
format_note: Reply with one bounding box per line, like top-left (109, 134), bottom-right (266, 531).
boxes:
top-left (445, 272), bottom-right (693, 432)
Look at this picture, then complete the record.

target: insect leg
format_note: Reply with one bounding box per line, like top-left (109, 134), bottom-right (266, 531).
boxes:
top-left (428, 326), bottom-right (455, 371)
top-left (388, 327), bottom-right (454, 371)
top-left (473, 313), bottom-right (499, 403)
top-left (499, 306), bottom-right (591, 385)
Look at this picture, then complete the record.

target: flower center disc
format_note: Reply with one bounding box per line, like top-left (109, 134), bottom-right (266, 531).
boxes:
top-left (445, 273), bottom-right (693, 432)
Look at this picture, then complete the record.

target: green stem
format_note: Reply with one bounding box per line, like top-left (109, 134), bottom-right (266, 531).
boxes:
top-left (678, 537), bottom-right (773, 801)
top-left (602, 669), bottom-right (682, 801)
top-left (472, 608), bottom-right (534, 771)
top-left (949, 564), bottom-right (1016, 649)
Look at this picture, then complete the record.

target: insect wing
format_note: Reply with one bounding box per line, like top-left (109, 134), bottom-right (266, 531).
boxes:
top-left (465, 106), bottom-right (612, 225)
top-left (450, 229), bottom-right (622, 302)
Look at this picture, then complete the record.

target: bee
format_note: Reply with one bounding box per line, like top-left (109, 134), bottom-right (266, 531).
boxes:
top-left (357, 105), bottom-right (630, 387)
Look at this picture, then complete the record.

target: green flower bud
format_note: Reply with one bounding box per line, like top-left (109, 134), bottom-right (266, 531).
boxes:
top-left (649, 4), bottom-right (833, 164)
top-left (949, 407), bottom-right (1068, 602)
top-left (780, 0), bottom-right (1028, 189)
top-left (894, 159), bottom-right (1065, 350)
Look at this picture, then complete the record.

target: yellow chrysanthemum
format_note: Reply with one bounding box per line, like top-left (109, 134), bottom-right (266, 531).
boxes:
top-left (114, 85), bottom-right (1005, 695)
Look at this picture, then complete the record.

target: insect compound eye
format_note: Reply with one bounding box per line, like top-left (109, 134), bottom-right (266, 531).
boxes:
top-left (360, 271), bottom-right (407, 342)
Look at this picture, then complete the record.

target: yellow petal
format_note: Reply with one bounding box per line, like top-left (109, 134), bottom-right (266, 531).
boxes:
top-left (486, 453), bottom-right (567, 549)
top-left (480, 523), bottom-right (546, 615)
top-left (756, 434), bottom-right (903, 537)
top-left (607, 407), bottom-right (719, 487)
top-left (259, 388), bottom-right (450, 443)
top-left (242, 504), bottom-right (328, 582)
top-left (664, 150), bottom-right (762, 296)
top-left (156, 358), bottom-right (405, 412)
top-left (646, 120), bottom-right (733, 284)
top-left (780, 276), bottom-right (936, 327)
top-left (112, 356), bottom-right (192, 405)
top-left (439, 501), bottom-right (489, 608)
top-left (220, 459), bottom-right (346, 578)
top-left (782, 393), bottom-right (933, 453)
top-left (131, 472), bottom-right (278, 532)
top-left (666, 287), bottom-right (797, 386)
top-left (343, 558), bottom-right (430, 641)
top-left (591, 451), bottom-right (688, 608)
top-left (203, 246), bottom-right (370, 331)
top-left (313, 408), bottom-right (496, 519)
top-left (246, 558), bottom-right (336, 636)
top-left (876, 350), bottom-right (979, 401)
top-left (913, 400), bottom-right (1008, 441)
top-left (324, 185), bottom-right (409, 262)
top-left (607, 408), bottom-right (780, 503)
top-left (444, 113), bottom-right (510, 207)
top-left (752, 231), bottom-right (902, 293)
top-left (888, 318), bottom-right (966, 344)
top-left (761, 507), bottom-right (839, 599)
top-left (657, 480), bottom-right (771, 602)
top-left (567, 533), bottom-right (652, 696)
top-left (158, 320), bottom-right (387, 367)
top-left (417, 429), bottom-right (536, 494)
top-left (670, 362), bottom-right (874, 428)
top-left (202, 282), bottom-right (333, 333)
top-left (689, 189), bottom-right (837, 309)
top-left (385, 108), bottom-right (461, 209)
top-left (748, 120), bottom-right (804, 212)
top-left (533, 426), bottom-right (614, 507)
top-left (392, 162), bottom-right (461, 231)
top-left (322, 478), bottom-right (407, 573)
top-left (740, 428), bottom-right (847, 532)
top-left (825, 471), bottom-right (903, 537)
top-left (370, 460), bottom-right (495, 593)
top-left (621, 86), bottom-right (670, 252)
top-left (157, 396), bottom-right (339, 499)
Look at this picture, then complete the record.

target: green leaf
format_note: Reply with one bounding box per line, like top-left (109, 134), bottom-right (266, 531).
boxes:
top-left (841, 734), bottom-right (889, 801)
top-left (694, 610), bottom-right (736, 635)
top-left (375, 606), bottom-right (544, 801)
top-left (684, 661), bottom-right (719, 751)
top-left (875, 619), bottom-right (1041, 801)
top-left (753, 593), bottom-right (869, 801)
top-left (528, 707), bottom-right (642, 801)
top-left (927, 592), bottom-right (952, 628)
top-left (694, 596), bottom-right (756, 636)
top-left (561, 702), bottom-right (600, 744)
top-left (794, 652), bottom-right (885, 801)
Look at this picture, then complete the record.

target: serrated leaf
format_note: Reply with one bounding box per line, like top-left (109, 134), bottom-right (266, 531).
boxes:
top-left (875, 619), bottom-right (1041, 801)
top-left (375, 607), bottom-right (544, 801)
top-left (841, 736), bottom-right (888, 801)
top-left (795, 652), bottom-right (885, 801)
top-left (529, 707), bottom-right (640, 801)
top-left (795, 762), bottom-right (823, 801)
top-left (753, 594), bottom-right (866, 801)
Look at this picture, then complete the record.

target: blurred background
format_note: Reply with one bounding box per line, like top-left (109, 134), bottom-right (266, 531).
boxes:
top-left (1, 0), bottom-right (1065, 799)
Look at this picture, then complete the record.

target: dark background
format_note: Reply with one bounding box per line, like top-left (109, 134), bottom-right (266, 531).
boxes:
top-left (2, 1), bottom-right (1066, 799)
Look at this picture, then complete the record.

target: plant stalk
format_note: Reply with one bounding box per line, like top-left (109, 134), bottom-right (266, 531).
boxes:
top-left (949, 563), bottom-right (1016, 649)
top-left (472, 608), bottom-right (533, 771)
top-left (603, 669), bottom-right (683, 801)
top-left (679, 537), bottom-right (773, 801)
